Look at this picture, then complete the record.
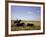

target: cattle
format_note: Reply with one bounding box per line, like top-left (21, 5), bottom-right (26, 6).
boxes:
top-left (21, 23), bottom-right (25, 25)
top-left (16, 23), bottom-right (25, 26)
top-left (27, 23), bottom-right (34, 27)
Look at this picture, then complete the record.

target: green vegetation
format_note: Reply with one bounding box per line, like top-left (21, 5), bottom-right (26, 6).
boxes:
top-left (11, 20), bottom-right (41, 31)
top-left (11, 26), bottom-right (40, 31)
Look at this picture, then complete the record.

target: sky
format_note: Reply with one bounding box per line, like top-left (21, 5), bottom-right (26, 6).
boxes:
top-left (11, 6), bottom-right (41, 21)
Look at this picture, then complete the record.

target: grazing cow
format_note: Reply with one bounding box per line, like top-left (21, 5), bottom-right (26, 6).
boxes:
top-left (27, 23), bottom-right (34, 27)
top-left (16, 23), bottom-right (25, 26)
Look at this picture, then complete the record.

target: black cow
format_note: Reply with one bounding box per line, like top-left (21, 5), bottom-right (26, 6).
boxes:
top-left (27, 23), bottom-right (34, 27)
top-left (21, 23), bottom-right (25, 25)
top-left (16, 23), bottom-right (25, 26)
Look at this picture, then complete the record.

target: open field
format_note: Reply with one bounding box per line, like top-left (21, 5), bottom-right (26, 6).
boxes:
top-left (11, 20), bottom-right (41, 31)
top-left (20, 20), bottom-right (40, 26)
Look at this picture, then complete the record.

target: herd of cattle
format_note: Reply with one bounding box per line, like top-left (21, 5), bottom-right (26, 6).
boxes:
top-left (14, 20), bottom-right (34, 27)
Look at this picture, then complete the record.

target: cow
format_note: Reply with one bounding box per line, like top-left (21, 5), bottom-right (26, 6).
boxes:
top-left (16, 23), bottom-right (25, 26)
top-left (27, 23), bottom-right (34, 27)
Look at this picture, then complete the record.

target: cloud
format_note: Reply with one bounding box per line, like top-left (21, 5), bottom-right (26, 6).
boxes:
top-left (27, 11), bottom-right (35, 16)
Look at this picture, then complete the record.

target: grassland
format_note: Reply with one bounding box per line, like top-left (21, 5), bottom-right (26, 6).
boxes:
top-left (11, 20), bottom-right (41, 31)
